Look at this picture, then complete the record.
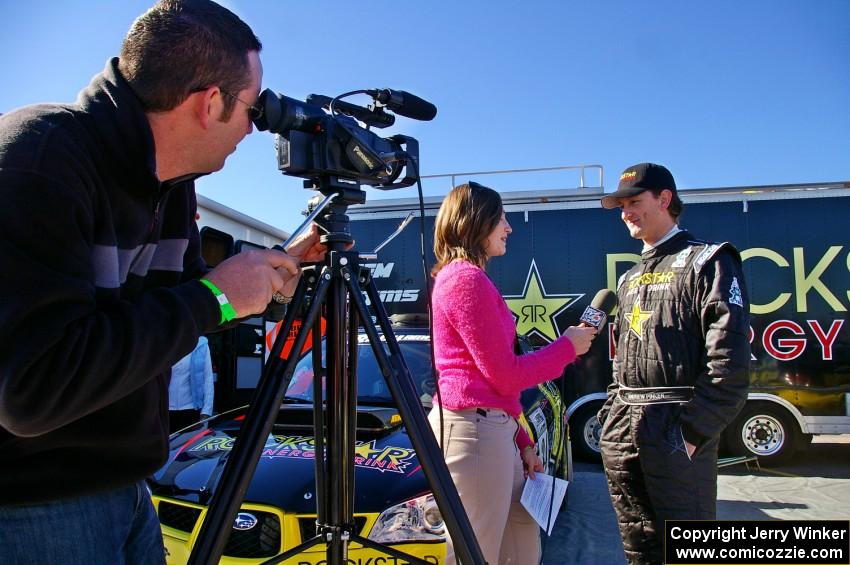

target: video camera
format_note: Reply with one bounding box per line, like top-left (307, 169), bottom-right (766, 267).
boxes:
top-left (252, 88), bottom-right (436, 190)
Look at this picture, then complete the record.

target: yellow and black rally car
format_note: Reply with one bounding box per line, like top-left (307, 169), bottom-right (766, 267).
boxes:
top-left (147, 321), bottom-right (570, 564)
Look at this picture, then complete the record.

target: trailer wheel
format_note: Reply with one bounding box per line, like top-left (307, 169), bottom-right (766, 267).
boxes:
top-left (724, 403), bottom-right (801, 466)
top-left (570, 402), bottom-right (604, 462)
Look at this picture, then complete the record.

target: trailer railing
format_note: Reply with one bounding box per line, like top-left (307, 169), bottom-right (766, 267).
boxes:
top-left (420, 164), bottom-right (605, 193)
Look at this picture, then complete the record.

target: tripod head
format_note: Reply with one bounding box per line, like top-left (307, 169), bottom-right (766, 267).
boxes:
top-left (303, 176), bottom-right (366, 250)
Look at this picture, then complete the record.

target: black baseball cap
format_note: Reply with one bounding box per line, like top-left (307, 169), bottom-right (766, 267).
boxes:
top-left (601, 162), bottom-right (677, 209)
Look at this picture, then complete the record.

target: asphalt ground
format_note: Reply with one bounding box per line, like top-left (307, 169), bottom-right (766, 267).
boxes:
top-left (540, 435), bottom-right (850, 565)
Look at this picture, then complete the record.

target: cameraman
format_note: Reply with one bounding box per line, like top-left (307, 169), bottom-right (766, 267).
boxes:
top-left (0, 1), bottom-right (322, 563)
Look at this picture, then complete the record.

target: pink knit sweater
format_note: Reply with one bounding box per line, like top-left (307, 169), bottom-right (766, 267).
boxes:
top-left (432, 261), bottom-right (577, 446)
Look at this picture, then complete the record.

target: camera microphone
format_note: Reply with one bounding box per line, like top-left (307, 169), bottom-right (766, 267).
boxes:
top-left (306, 94), bottom-right (396, 129)
top-left (367, 88), bottom-right (437, 121)
top-left (579, 289), bottom-right (618, 330)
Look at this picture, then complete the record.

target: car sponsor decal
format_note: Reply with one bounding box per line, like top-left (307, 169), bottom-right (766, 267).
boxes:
top-left (527, 406), bottom-right (549, 465)
top-left (356, 333), bottom-right (430, 343)
top-left (352, 441), bottom-right (417, 473)
top-left (294, 555), bottom-right (439, 564)
top-left (233, 512), bottom-right (258, 531)
top-left (189, 435), bottom-right (416, 474)
top-left (538, 381), bottom-right (565, 457)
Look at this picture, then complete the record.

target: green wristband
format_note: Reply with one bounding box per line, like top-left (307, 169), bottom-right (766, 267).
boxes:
top-left (200, 279), bottom-right (237, 324)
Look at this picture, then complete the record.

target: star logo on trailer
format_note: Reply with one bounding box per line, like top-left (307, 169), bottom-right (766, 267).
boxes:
top-left (624, 301), bottom-right (653, 340)
top-left (503, 260), bottom-right (583, 343)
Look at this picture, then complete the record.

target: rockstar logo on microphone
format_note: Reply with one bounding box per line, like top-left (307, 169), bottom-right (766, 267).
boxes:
top-left (503, 260), bottom-right (583, 343)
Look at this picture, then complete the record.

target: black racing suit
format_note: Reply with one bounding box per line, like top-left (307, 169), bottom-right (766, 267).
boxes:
top-left (598, 230), bottom-right (750, 565)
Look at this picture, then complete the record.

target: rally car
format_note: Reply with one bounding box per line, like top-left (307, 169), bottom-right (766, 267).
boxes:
top-left (147, 319), bottom-right (571, 564)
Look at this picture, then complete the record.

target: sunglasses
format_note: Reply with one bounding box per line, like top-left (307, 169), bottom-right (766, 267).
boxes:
top-left (220, 89), bottom-right (263, 121)
top-left (192, 86), bottom-right (263, 121)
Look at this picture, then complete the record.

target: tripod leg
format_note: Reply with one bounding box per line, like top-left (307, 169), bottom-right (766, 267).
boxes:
top-left (323, 270), bottom-right (355, 565)
top-left (343, 292), bottom-right (360, 544)
top-left (187, 272), bottom-right (332, 565)
top-left (343, 272), bottom-right (488, 565)
top-left (311, 314), bottom-right (326, 530)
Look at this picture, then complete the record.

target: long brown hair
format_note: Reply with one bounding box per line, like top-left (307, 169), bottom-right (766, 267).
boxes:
top-left (432, 182), bottom-right (503, 276)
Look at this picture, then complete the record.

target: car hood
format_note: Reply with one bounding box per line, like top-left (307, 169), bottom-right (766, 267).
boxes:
top-left (148, 405), bottom-right (431, 514)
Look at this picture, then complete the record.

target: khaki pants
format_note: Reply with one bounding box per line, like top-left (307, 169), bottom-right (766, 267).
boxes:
top-left (428, 407), bottom-right (540, 565)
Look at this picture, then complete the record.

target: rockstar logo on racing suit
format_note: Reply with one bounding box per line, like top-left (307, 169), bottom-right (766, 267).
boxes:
top-left (503, 260), bottom-right (583, 342)
top-left (624, 301), bottom-right (653, 340)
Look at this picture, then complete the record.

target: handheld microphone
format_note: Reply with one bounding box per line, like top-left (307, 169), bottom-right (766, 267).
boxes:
top-left (579, 289), bottom-right (618, 330)
top-left (367, 88), bottom-right (438, 121)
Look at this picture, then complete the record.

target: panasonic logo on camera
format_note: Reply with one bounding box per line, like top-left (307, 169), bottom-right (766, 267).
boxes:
top-left (352, 145), bottom-right (375, 169)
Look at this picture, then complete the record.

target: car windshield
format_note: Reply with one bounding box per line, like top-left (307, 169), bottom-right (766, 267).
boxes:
top-left (285, 336), bottom-right (436, 408)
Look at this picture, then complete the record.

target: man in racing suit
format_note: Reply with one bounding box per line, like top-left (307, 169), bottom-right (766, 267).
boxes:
top-left (598, 163), bottom-right (750, 564)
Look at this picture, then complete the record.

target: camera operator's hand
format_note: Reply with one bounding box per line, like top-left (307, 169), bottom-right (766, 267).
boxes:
top-left (203, 249), bottom-right (300, 317)
top-left (285, 223), bottom-right (327, 263)
top-left (563, 325), bottom-right (596, 356)
top-left (275, 267), bottom-right (301, 301)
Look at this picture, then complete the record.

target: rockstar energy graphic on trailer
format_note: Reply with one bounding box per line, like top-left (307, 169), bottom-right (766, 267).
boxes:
top-left (190, 434), bottom-right (416, 474)
top-left (503, 260), bottom-right (583, 343)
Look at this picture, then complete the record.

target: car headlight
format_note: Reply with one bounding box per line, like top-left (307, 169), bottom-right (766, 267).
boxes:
top-left (368, 493), bottom-right (446, 543)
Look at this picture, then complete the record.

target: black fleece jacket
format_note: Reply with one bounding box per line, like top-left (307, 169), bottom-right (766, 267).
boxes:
top-left (0, 59), bottom-right (222, 504)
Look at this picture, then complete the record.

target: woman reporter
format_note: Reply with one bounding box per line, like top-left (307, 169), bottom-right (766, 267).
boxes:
top-left (428, 182), bottom-right (595, 565)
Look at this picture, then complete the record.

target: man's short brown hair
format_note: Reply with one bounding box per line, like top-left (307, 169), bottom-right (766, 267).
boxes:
top-left (119, 0), bottom-right (261, 120)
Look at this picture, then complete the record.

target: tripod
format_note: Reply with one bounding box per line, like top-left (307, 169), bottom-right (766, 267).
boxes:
top-left (187, 178), bottom-right (487, 565)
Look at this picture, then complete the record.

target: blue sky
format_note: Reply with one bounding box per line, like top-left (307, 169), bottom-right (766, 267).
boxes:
top-left (2, 1), bottom-right (848, 232)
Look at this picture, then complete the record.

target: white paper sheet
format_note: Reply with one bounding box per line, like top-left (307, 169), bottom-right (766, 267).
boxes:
top-left (520, 472), bottom-right (568, 535)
